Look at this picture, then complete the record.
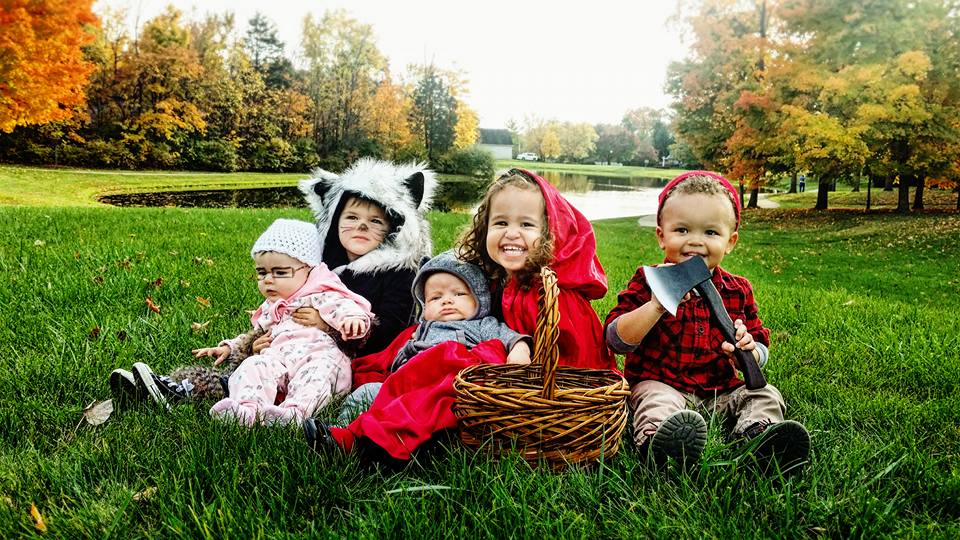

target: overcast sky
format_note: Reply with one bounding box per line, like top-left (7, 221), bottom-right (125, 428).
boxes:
top-left (95, 1), bottom-right (690, 128)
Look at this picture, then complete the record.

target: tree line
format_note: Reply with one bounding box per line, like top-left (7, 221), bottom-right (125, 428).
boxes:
top-left (511, 108), bottom-right (676, 167)
top-left (0, 2), bottom-right (484, 174)
top-left (2, 1), bottom-right (958, 212)
top-left (667, 0), bottom-right (960, 211)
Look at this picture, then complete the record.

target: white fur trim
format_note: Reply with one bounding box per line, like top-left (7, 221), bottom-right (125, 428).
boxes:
top-left (299, 157), bottom-right (437, 273)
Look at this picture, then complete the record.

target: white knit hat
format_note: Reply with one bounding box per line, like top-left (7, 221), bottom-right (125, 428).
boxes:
top-left (250, 219), bottom-right (321, 266)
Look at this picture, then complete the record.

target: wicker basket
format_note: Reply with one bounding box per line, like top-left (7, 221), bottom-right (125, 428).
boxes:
top-left (453, 267), bottom-right (630, 468)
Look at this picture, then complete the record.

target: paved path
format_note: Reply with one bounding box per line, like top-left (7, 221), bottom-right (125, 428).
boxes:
top-left (636, 193), bottom-right (780, 227)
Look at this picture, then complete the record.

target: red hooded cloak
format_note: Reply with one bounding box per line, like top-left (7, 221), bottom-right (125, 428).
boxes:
top-left (332, 170), bottom-right (615, 460)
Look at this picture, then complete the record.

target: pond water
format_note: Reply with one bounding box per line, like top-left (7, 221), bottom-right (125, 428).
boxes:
top-left (532, 170), bottom-right (667, 221)
top-left (98, 170), bottom-right (669, 221)
top-left (98, 186), bottom-right (306, 208)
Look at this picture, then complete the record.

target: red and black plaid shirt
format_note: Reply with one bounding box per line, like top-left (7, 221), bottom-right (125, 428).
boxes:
top-left (604, 265), bottom-right (770, 397)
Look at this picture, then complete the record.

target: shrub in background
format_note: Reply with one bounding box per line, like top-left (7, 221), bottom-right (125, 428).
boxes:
top-left (185, 139), bottom-right (239, 172)
top-left (434, 174), bottom-right (489, 212)
top-left (435, 147), bottom-right (494, 179)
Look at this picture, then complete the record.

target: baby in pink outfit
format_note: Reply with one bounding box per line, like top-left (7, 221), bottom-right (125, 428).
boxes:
top-left (197, 219), bottom-right (373, 426)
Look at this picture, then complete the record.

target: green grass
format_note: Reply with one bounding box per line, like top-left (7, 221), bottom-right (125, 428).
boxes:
top-left (769, 182), bottom-right (959, 211)
top-left (1, 172), bottom-right (959, 537)
top-left (0, 165), bottom-right (305, 207)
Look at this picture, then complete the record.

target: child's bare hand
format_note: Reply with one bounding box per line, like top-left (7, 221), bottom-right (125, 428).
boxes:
top-left (292, 307), bottom-right (328, 330)
top-left (192, 345), bottom-right (230, 366)
top-left (506, 341), bottom-right (531, 365)
top-left (650, 291), bottom-right (691, 313)
top-left (252, 334), bottom-right (273, 354)
top-left (340, 317), bottom-right (369, 340)
top-left (721, 319), bottom-right (755, 358)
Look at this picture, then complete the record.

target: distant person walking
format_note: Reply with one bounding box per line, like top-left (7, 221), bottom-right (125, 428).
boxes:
top-left (798, 175), bottom-right (806, 193)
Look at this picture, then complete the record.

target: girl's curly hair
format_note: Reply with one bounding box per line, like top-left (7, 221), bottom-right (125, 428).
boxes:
top-left (456, 169), bottom-right (554, 288)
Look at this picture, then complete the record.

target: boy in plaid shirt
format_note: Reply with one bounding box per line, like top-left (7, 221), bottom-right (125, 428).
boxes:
top-left (604, 171), bottom-right (809, 472)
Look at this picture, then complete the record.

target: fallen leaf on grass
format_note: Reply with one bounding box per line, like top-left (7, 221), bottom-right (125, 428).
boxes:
top-left (30, 503), bottom-right (46, 532)
top-left (89, 326), bottom-right (101, 339)
top-left (132, 486), bottom-right (157, 502)
top-left (116, 330), bottom-right (128, 341)
top-left (116, 258), bottom-right (132, 270)
top-left (191, 321), bottom-right (210, 333)
top-left (34, 239), bottom-right (45, 247)
top-left (196, 296), bottom-right (211, 308)
top-left (145, 297), bottom-right (161, 314)
top-left (192, 257), bottom-right (214, 267)
top-left (73, 251), bottom-right (81, 260)
top-left (82, 399), bottom-right (114, 426)
top-left (842, 300), bottom-right (855, 306)
top-left (147, 277), bottom-right (163, 288)
top-left (179, 280), bottom-right (191, 288)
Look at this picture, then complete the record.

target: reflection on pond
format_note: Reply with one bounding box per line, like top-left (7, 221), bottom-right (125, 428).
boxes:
top-left (534, 170), bottom-right (668, 193)
top-left (99, 186), bottom-right (306, 208)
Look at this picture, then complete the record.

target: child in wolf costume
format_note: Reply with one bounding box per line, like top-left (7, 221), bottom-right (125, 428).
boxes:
top-left (109, 158), bottom-right (436, 408)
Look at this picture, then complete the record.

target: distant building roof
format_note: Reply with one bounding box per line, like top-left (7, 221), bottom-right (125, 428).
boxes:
top-left (478, 128), bottom-right (513, 146)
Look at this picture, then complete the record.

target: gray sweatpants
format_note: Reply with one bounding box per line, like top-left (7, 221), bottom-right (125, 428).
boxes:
top-left (335, 382), bottom-right (383, 426)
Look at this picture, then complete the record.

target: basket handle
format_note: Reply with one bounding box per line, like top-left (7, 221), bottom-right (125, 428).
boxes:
top-left (532, 267), bottom-right (560, 400)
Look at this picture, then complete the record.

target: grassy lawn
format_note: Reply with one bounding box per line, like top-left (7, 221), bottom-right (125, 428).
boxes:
top-left (1, 169), bottom-right (959, 537)
top-left (0, 165), bottom-right (305, 207)
top-left (770, 180), bottom-right (959, 211)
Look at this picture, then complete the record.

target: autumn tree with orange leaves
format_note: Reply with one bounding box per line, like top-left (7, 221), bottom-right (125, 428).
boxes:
top-left (0, 0), bottom-right (98, 133)
top-left (671, 0), bottom-right (960, 212)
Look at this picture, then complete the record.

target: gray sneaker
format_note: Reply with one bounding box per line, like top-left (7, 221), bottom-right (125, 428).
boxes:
top-left (109, 368), bottom-right (144, 405)
top-left (650, 409), bottom-right (708, 466)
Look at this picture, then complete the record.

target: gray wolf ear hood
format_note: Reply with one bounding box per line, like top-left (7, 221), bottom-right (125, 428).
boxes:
top-left (412, 250), bottom-right (491, 320)
top-left (299, 157), bottom-right (438, 274)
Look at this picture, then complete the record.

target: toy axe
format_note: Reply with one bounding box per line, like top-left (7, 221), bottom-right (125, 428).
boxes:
top-left (644, 256), bottom-right (767, 390)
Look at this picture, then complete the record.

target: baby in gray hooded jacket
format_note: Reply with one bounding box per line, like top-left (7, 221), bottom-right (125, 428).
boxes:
top-left (336, 250), bottom-right (531, 424)
top-left (393, 249), bottom-right (532, 369)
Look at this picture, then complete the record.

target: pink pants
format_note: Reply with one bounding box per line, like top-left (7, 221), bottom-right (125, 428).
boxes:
top-left (209, 347), bottom-right (350, 426)
top-left (629, 380), bottom-right (785, 446)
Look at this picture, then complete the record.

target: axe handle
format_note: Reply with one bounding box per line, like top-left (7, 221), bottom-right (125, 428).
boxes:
top-left (694, 281), bottom-right (767, 390)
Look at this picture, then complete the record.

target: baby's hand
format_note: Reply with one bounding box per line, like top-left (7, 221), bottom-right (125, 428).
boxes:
top-left (649, 264), bottom-right (691, 313)
top-left (192, 345), bottom-right (231, 366)
top-left (252, 333), bottom-right (273, 354)
top-left (293, 307), bottom-right (329, 330)
top-left (340, 317), bottom-right (369, 341)
top-left (506, 341), bottom-right (532, 365)
top-left (721, 318), bottom-right (755, 363)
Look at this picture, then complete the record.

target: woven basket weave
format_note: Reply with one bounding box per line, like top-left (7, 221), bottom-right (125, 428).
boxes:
top-left (453, 267), bottom-right (630, 468)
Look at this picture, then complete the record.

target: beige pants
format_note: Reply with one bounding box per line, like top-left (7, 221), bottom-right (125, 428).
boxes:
top-left (629, 380), bottom-right (785, 446)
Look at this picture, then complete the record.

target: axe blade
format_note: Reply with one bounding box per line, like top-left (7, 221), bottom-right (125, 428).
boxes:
top-left (643, 256), bottom-right (712, 316)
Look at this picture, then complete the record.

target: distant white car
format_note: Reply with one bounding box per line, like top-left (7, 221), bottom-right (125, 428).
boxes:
top-left (516, 152), bottom-right (539, 161)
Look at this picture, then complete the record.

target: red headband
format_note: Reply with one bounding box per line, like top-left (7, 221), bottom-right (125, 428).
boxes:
top-left (657, 170), bottom-right (741, 229)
